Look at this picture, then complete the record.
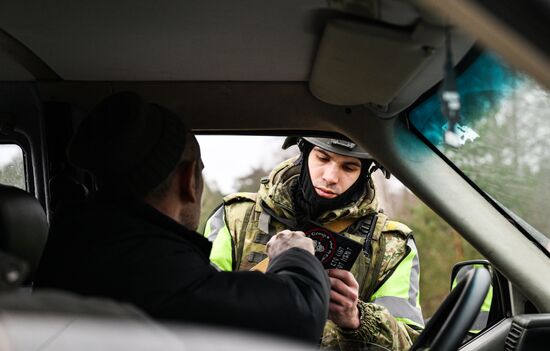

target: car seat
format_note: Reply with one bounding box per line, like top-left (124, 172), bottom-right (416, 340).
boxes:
top-left (0, 184), bottom-right (48, 289)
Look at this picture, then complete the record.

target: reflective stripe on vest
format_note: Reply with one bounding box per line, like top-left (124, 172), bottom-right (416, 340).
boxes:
top-left (371, 239), bottom-right (424, 328)
top-left (204, 205), bottom-right (233, 271)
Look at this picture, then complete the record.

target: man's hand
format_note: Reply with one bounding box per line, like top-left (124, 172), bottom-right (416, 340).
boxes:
top-left (266, 230), bottom-right (315, 259)
top-left (327, 269), bottom-right (361, 330)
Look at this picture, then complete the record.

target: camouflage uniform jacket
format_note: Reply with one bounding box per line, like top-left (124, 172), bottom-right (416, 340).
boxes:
top-left (205, 157), bottom-right (424, 350)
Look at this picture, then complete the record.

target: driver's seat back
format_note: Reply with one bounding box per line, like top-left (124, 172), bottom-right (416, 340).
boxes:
top-left (0, 184), bottom-right (48, 287)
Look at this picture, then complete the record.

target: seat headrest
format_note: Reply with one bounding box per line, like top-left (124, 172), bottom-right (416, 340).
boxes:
top-left (0, 184), bottom-right (48, 282)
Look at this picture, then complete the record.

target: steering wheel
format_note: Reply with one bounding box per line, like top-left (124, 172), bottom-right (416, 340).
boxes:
top-left (411, 267), bottom-right (492, 351)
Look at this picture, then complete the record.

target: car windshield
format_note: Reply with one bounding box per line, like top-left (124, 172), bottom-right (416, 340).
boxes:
top-left (409, 52), bottom-right (550, 248)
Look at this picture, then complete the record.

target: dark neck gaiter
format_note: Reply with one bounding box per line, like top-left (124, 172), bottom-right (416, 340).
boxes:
top-left (291, 146), bottom-right (369, 226)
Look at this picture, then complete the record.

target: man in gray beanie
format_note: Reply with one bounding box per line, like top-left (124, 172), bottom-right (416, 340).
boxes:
top-left (35, 92), bottom-right (330, 343)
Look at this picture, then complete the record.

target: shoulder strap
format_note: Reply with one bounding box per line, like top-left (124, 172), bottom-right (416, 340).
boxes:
top-left (234, 201), bottom-right (256, 270)
top-left (353, 212), bottom-right (389, 300)
top-left (223, 192), bottom-right (257, 205)
top-left (260, 202), bottom-right (295, 229)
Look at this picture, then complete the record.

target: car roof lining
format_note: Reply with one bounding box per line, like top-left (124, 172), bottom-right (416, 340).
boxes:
top-left (0, 0), bottom-right (325, 81)
top-left (0, 1), bottom-right (475, 117)
top-left (0, 0), bottom-right (438, 82)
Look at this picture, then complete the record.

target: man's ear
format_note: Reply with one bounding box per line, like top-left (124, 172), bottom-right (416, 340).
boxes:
top-left (178, 161), bottom-right (199, 203)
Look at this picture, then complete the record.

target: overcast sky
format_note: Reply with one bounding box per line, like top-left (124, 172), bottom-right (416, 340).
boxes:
top-left (197, 135), bottom-right (298, 194)
top-left (1, 136), bottom-right (404, 196)
top-left (0, 137), bottom-right (296, 194)
top-left (0, 144), bottom-right (22, 166)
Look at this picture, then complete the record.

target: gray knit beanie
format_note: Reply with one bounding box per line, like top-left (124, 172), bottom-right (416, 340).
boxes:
top-left (68, 91), bottom-right (187, 197)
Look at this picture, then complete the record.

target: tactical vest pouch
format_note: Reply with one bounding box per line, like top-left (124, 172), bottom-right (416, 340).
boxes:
top-left (253, 232), bottom-right (272, 244)
top-left (246, 251), bottom-right (268, 264)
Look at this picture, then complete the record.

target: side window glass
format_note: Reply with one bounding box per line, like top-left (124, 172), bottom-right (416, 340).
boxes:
top-left (197, 135), bottom-right (488, 336)
top-left (197, 135), bottom-right (297, 231)
top-left (0, 144), bottom-right (26, 190)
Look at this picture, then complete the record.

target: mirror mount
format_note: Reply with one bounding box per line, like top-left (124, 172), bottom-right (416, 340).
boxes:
top-left (450, 259), bottom-right (512, 338)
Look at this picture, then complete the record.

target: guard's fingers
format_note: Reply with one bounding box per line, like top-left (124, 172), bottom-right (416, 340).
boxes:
top-left (330, 291), bottom-right (356, 312)
top-left (329, 289), bottom-right (346, 306)
top-left (329, 277), bottom-right (359, 301)
top-left (327, 269), bottom-right (359, 289)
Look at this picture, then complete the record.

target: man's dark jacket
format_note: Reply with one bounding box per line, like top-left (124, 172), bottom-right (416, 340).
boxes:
top-left (35, 195), bottom-right (330, 342)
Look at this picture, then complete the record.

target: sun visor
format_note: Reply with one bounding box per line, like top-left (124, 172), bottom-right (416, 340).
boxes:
top-left (309, 18), bottom-right (474, 114)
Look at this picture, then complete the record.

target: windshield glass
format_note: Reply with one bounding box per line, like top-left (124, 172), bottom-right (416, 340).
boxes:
top-left (409, 52), bottom-right (550, 245)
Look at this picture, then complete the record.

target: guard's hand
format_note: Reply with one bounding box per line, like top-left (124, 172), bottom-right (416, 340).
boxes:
top-left (266, 230), bottom-right (315, 259)
top-left (327, 269), bottom-right (361, 330)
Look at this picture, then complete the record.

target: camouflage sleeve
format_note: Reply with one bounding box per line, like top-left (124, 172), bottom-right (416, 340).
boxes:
top-left (320, 223), bottom-right (422, 350)
top-left (333, 300), bottom-right (421, 351)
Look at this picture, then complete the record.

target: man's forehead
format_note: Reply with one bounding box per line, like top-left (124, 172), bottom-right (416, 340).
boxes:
top-left (312, 146), bottom-right (362, 164)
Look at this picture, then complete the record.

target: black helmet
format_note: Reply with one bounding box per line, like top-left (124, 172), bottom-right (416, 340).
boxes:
top-left (282, 136), bottom-right (390, 178)
top-left (282, 136), bottom-right (372, 159)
